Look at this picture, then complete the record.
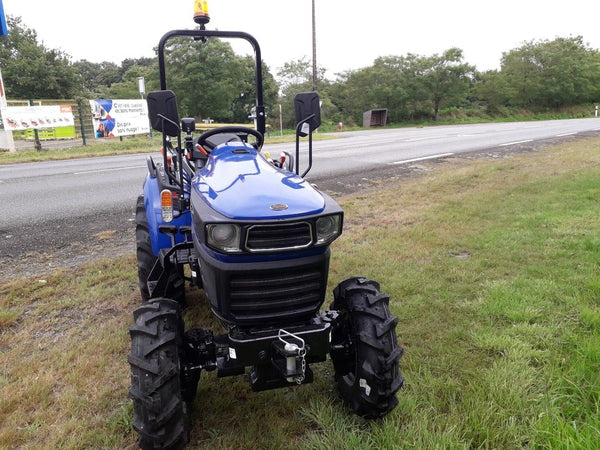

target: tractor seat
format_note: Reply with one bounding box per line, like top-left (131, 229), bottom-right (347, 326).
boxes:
top-left (197, 133), bottom-right (242, 151)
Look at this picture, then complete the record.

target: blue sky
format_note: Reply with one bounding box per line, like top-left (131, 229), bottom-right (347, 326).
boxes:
top-left (2, 0), bottom-right (599, 77)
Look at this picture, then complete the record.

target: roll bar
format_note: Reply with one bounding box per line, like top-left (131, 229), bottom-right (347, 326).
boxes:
top-left (156, 29), bottom-right (266, 136)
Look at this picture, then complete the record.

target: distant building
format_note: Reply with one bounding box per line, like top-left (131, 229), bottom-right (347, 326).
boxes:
top-left (363, 109), bottom-right (388, 127)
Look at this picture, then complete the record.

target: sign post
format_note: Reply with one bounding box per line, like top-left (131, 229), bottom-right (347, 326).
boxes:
top-left (137, 77), bottom-right (146, 99)
top-left (0, 68), bottom-right (16, 152)
top-left (0, 4), bottom-right (14, 150)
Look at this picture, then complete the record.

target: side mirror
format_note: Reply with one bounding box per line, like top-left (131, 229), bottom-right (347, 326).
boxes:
top-left (294, 92), bottom-right (321, 137)
top-left (147, 90), bottom-right (180, 137)
top-left (181, 118), bottom-right (196, 133)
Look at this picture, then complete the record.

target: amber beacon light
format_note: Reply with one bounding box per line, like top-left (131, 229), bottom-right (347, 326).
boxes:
top-left (194, 0), bottom-right (210, 25)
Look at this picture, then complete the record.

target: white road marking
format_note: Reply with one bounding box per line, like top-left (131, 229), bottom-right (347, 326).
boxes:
top-left (499, 140), bottom-right (532, 147)
top-left (73, 165), bottom-right (141, 175)
top-left (556, 132), bottom-right (577, 137)
top-left (404, 137), bottom-right (431, 142)
top-left (389, 152), bottom-right (455, 165)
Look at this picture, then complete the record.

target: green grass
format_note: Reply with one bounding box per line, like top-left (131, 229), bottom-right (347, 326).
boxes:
top-left (0, 134), bottom-right (159, 164)
top-left (1, 137), bottom-right (599, 448)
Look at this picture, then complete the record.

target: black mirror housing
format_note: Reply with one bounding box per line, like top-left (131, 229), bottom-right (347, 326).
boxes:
top-left (147, 90), bottom-right (180, 137)
top-left (181, 118), bottom-right (196, 133)
top-left (294, 92), bottom-right (321, 136)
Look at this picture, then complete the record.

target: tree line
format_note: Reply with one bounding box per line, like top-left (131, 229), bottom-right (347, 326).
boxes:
top-left (2, 15), bottom-right (600, 130)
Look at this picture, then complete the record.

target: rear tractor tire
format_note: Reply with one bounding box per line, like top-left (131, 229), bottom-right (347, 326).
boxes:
top-left (136, 195), bottom-right (185, 305)
top-left (128, 298), bottom-right (190, 450)
top-left (330, 277), bottom-right (404, 418)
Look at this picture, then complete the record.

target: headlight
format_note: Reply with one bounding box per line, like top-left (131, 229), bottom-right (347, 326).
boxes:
top-left (315, 214), bottom-right (342, 245)
top-left (206, 224), bottom-right (241, 252)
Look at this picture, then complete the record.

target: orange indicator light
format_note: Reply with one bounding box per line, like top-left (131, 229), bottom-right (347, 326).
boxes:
top-left (194, 0), bottom-right (210, 25)
top-left (161, 189), bottom-right (174, 222)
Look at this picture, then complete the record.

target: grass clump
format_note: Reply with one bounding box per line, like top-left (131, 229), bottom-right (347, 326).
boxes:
top-left (1, 137), bottom-right (599, 448)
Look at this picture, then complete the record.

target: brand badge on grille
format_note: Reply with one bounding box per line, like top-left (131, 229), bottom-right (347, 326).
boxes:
top-left (270, 203), bottom-right (288, 211)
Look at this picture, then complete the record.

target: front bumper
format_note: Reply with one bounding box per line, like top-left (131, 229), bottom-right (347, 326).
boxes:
top-left (218, 313), bottom-right (337, 391)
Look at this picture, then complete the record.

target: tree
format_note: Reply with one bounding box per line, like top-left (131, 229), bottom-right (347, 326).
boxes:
top-left (391, 54), bottom-right (430, 121)
top-left (120, 57), bottom-right (155, 78)
top-left (160, 36), bottom-right (277, 122)
top-left (275, 57), bottom-right (331, 128)
top-left (472, 70), bottom-right (512, 115)
top-left (230, 57), bottom-right (278, 124)
top-left (276, 57), bottom-right (328, 94)
top-left (329, 50), bottom-right (473, 124)
top-left (276, 58), bottom-right (313, 128)
top-left (421, 48), bottom-right (475, 121)
top-left (73, 60), bottom-right (122, 98)
top-left (501, 37), bottom-right (600, 108)
top-left (106, 65), bottom-right (155, 99)
top-left (0, 16), bottom-right (79, 99)
top-left (328, 62), bottom-right (404, 126)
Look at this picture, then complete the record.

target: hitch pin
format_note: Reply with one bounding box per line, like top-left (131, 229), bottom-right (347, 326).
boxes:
top-left (278, 329), bottom-right (306, 383)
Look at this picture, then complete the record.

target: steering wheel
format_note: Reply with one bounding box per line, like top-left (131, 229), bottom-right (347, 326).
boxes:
top-left (196, 126), bottom-right (264, 152)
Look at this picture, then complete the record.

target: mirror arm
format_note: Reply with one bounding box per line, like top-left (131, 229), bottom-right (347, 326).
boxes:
top-left (158, 115), bottom-right (170, 178)
top-left (157, 114), bottom-right (185, 197)
top-left (295, 113), bottom-right (315, 177)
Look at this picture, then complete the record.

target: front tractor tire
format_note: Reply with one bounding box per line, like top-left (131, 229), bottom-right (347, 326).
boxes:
top-left (330, 277), bottom-right (404, 418)
top-left (136, 195), bottom-right (185, 304)
top-left (128, 298), bottom-right (190, 450)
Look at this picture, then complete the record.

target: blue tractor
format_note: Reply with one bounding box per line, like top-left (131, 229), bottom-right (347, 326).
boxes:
top-left (129, 4), bottom-right (403, 448)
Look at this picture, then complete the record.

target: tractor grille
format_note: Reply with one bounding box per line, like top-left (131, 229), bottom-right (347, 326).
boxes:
top-left (228, 267), bottom-right (324, 323)
top-left (245, 222), bottom-right (312, 252)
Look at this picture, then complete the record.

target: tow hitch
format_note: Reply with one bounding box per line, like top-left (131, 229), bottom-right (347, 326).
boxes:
top-left (272, 329), bottom-right (307, 384)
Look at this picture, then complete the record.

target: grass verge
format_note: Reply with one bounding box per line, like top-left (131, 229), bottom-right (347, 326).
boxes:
top-left (1, 137), bottom-right (599, 448)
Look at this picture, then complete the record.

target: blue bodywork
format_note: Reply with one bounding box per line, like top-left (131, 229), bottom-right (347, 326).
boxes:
top-left (144, 141), bottom-right (327, 256)
top-left (194, 143), bottom-right (325, 220)
top-left (143, 175), bottom-right (191, 256)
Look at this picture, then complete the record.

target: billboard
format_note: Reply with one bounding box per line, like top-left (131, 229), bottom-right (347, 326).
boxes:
top-left (90, 99), bottom-right (149, 138)
top-left (0, 104), bottom-right (74, 131)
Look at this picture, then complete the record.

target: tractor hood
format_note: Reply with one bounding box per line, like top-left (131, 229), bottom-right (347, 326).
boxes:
top-left (193, 143), bottom-right (325, 220)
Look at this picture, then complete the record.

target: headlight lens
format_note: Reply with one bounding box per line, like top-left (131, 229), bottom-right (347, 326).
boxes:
top-left (206, 224), bottom-right (241, 252)
top-left (316, 214), bottom-right (342, 245)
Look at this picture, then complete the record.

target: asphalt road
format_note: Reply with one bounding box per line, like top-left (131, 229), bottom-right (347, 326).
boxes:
top-left (1, 118), bottom-right (600, 276)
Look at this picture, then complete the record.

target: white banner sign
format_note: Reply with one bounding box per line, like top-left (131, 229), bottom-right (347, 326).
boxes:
top-left (90, 99), bottom-right (149, 138)
top-left (0, 105), bottom-right (74, 131)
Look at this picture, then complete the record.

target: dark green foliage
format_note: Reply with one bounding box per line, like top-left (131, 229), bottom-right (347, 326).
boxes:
top-left (423, 48), bottom-right (475, 121)
top-left (275, 57), bottom-right (328, 128)
top-left (3, 14), bottom-right (600, 126)
top-left (73, 57), bottom-right (157, 99)
top-left (326, 49), bottom-right (475, 124)
top-left (0, 16), bottom-right (79, 99)
top-left (73, 60), bottom-right (122, 97)
top-left (162, 37), bottom-right (277, 121)
top-left (499, 36), bottom-right (600, 109)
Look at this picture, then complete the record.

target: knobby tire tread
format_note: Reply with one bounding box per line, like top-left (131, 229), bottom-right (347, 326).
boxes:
top-left (128, 298), bottom-right (189, 450)
top-left (330, 277), bottom-right (404, 419)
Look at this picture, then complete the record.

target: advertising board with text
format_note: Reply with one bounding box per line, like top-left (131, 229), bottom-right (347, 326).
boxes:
top-left (90, 99), bottom-right (149, 138)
